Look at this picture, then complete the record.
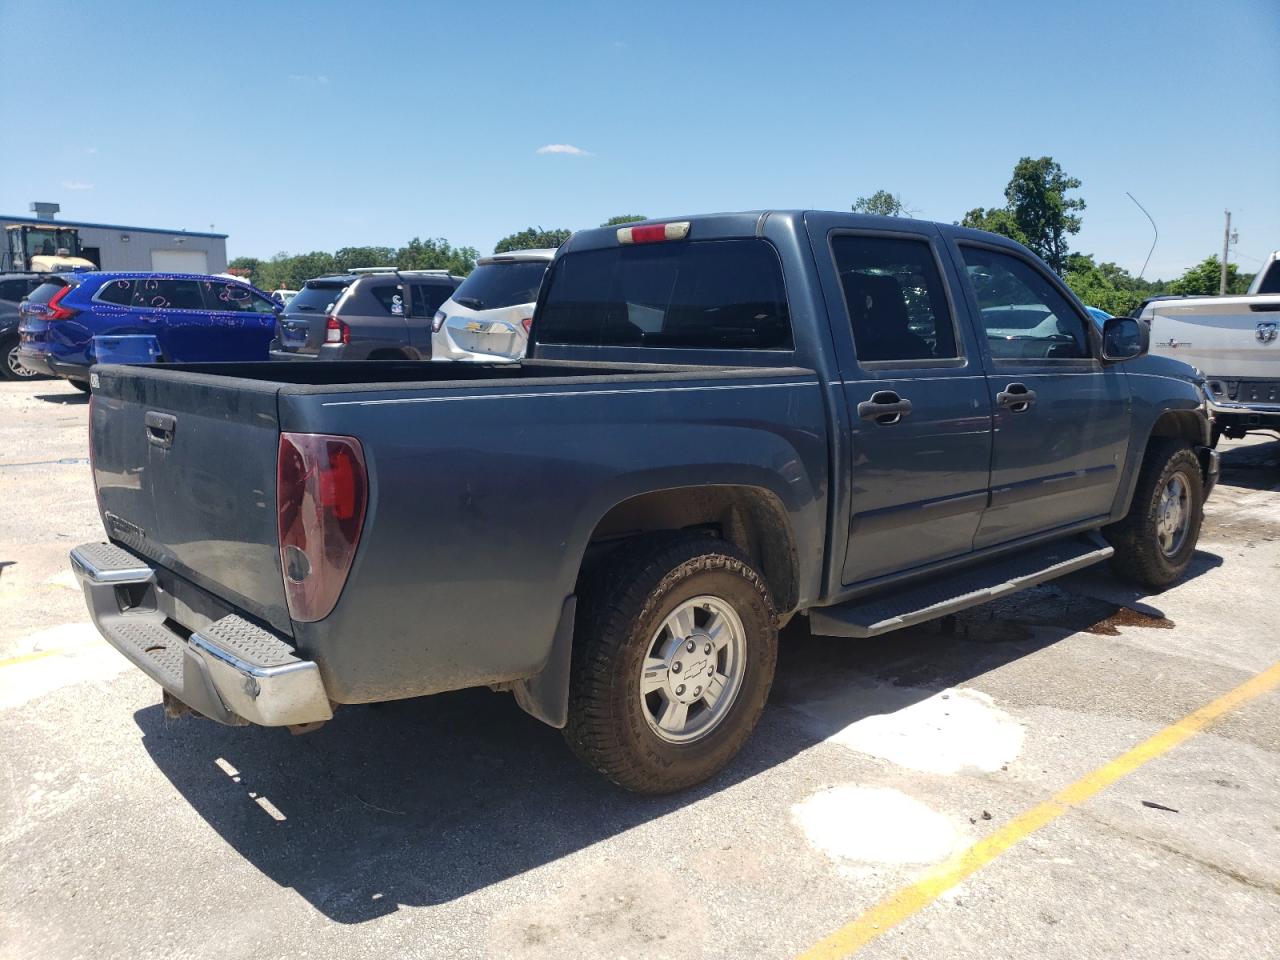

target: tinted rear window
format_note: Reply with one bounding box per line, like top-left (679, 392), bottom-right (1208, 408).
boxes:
top-left (26, 281), bottom-right (71, 306)
top-left (537, 239), bottom-right (791, 349)
top-left (289, 282), bottom-right (348, 313)
top-left (1258, 262), bottom-right (1280, 295)
top-left (451, 261), bottom-right (548, 312)
top-left (368, 283), bottom-right (406, 315)
top-left (97, 278), bottom-right (136, 305)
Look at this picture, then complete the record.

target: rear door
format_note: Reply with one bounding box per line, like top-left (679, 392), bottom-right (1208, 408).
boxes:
top-left (135, 277), bottom-right (213, 361)
top-left (805, 214), bottom-right (994, 584)
top-left (198, 278), bottom-right (278, 360)
top-left (90, 366), bottom-right (291, 633)
top-left (952, 241), bottom-right (1130, 547)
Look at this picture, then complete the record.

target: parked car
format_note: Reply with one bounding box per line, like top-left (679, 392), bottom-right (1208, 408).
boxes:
top-left (269, 268), bottom-right (462, 361)
top-left (1134, 253), bottom-right (1280, 442)
top-left (272, 289), bottom-right (299, 307)
top-left (432, 249), bottom-right (554, 361)
top-left (17, 272), bottom-right (280, 389)
top-left (1085, 305), bottom-right (1112, 324)
top-left (72, 211), bottom-right (1215, 794)
top-left (0, 271), bottom-right (48, 379)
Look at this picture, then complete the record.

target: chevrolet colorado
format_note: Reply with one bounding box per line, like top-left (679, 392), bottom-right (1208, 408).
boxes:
top-left (72, 211), bottom-right (1217, 793)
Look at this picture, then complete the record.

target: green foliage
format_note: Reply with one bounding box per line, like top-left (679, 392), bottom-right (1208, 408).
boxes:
top-left (851, 190), bottom-right (912, 217)
top-left (601, 214), bottom-right (647, 226)
top-left (1003, 157), bottom-right (1085, 272)
top-left (494, 227), bottom-right (573, 254)
top-left (394, 237), bottom-right (479, 275)
top-left (227, 239), bottom-right (478, 291)
top-left (1168, 255), bottom-right (1253, 297)
top-left (957, 157), bottom-right (1084, 272)
top-left (1060, 253), bottom-right (1180, 316)
top-left (960, 207), bottom-right (1027, 245)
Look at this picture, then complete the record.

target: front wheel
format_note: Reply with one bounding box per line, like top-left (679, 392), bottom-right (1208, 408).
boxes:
top-left (564, 534), bottom-right (778, 794)
top-left (1105, 439), bottom-right (1204, 590)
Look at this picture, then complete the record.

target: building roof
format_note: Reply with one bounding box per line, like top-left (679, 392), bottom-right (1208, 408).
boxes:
top-left (0, 214), bottom-right (227, 240)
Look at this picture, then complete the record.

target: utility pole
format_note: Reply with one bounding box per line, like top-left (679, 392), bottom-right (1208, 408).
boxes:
top-left (1220, 210), bottom-right (1232, 295)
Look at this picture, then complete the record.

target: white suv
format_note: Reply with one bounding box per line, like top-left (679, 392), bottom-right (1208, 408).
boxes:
top-left (431, 249), bottom-right (555, 361)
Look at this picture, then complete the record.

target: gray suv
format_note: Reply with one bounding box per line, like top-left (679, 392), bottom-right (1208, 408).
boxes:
top-left (269, 268), bottom-right (462, 361)
top-left (1, 272), bottom-right (48, 379)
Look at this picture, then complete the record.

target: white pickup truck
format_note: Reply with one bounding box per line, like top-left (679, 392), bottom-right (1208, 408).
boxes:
top-left (1138, 251), bottom-right (1280, 442)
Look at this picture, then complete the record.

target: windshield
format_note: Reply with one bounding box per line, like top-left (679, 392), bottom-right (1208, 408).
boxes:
top-left (450, 261), bottom-right (547, 312)
top-left (287, 281), bottom-right (347, 313)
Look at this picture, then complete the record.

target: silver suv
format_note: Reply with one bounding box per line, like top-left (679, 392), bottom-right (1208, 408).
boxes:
top-left (269, 268), bottom-right (462, 361)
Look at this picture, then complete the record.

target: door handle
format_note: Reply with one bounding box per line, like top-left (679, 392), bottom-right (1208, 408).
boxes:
top-left (857, 390), bottom-right (912, 425)
top-left (996, 382), bottom-right (1036, 412)
top-left (145, 411), bottom-right (176, 449)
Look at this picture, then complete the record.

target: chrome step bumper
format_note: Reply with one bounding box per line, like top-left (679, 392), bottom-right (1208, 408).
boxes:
top-left (70, 543), bottom-right (332, 727)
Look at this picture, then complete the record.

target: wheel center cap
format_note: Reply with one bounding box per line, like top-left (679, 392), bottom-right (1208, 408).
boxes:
top-left (668, 632), bottom-right (715, 704)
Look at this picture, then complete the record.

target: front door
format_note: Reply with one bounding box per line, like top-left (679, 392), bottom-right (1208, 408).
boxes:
top-left (198, 278), bottom-right (279, 360)
top-left (951, 242), bottom-right (1130, 548)
top-left (806, 216), bottom-right (994, 585)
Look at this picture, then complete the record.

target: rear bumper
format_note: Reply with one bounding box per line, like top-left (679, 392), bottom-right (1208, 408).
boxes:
top-left (71, 542), bottom-right (332, 727)
top-left (14, 350), bottom-right (87, 380)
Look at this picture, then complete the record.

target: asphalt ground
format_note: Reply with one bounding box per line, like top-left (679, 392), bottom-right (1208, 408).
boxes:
top-left (2, 376), bottom-right (1278, 960)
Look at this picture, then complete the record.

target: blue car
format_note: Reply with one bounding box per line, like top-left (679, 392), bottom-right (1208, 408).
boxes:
top-left (1085, 305), bottom-right (1112, 325)
top-left (17, 272), bottom-right (279, 389)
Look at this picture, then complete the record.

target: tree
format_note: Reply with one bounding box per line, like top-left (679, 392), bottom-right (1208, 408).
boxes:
top-left (333, 246), bottom-right (396, 272)
top-left (601, 214), bottom-right (647, 226)
top-left (227, 256), bottom-right (262, 286)
top-left (1002, 156), bottom-right (1085, 272)
top-left (851, 190), bottom-right (913, 217)
top-left (1168, 256), bottom-right (1252, 297)
top-left (394, 237), bottom-right (478, 275)
top-left (959, 207), bottom-right (1028, 245)
top-left (494, 227), bottom-right (572, 254)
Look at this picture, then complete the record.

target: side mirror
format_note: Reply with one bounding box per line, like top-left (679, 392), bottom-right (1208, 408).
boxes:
top-left (1102, 316), bottom-right (1147, 361)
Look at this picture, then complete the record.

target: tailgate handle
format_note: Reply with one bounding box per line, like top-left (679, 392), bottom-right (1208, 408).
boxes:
top-left (145, 411), bottom-right (176, 449)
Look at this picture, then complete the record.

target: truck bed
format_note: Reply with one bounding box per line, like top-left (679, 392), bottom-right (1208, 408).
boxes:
top-left (88, 358), bottom-right (828, 704)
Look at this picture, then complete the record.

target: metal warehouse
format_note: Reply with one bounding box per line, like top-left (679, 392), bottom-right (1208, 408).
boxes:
top-left (1, 202), bottom-right (227, 274)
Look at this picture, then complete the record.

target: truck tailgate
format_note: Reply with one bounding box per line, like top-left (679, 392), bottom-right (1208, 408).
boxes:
top-left (90, 366), bottom-right (291, 635)
top-left (1149, 296), bottom-right (1280, 378)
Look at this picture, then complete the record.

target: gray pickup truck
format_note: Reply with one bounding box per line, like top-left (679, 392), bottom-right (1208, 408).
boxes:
top-left (72, 211), bottom-right (1217, 793)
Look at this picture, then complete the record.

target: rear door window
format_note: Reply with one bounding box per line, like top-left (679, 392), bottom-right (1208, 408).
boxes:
top-left (369, 283), bottom-right (406, 315)
top-left (96, 278), bottom-right (136, 305)
top-left (830, 235), bottom-right (958, 362)
top-left (132, 278), bottom-right (203, 310)
top-left (451, 261), bottom-right (548, 312)
top-left (538, 239), bottom-right (791, 349)
top-left (411, 283), bottom-right (455, 317)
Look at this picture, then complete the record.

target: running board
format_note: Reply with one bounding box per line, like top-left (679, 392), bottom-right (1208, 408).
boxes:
top-left (809, 536), bottom-right (1114, 639)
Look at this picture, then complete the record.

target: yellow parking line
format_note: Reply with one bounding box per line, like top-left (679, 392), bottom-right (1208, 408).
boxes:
top-left (0, 640), bottom-right (106, 669)
top-left (796, 660), bottom-right (1280, 960)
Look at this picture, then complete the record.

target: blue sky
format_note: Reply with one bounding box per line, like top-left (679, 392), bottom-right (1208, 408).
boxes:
top-left (1, 0), bottom-right (1276, 278)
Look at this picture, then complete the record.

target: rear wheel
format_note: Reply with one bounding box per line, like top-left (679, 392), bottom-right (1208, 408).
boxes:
top-left (1105, 439), bottom-right (1204, 590)
top-left (564, 534), bottom-right (778, 794)
top-left (2, 335), bottom-right (40, 381)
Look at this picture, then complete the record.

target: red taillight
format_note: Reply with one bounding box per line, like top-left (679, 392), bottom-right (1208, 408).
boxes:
top-left (617, 221), bottom-right (691, 245)
top-left (277, 433), bottom-right (367, 622)
top-left (325, 315), bottom-right (349, 345)
top-left (47, 284), bottom-right (78, 320)
top-left (520, 316), bottom-right (533, 334)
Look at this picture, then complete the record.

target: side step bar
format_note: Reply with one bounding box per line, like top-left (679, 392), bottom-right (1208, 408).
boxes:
top-left (809, 536), bottom-right (1114, 639)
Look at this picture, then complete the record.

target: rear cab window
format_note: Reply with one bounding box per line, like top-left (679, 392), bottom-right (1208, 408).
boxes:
top-left (537, 239), bottom-right (791, 349)
top-left (451, 261), bottom-right (548, 312)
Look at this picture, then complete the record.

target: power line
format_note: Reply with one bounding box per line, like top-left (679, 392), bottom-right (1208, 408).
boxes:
top-left (1125, 192), bottom-right (1157, 279)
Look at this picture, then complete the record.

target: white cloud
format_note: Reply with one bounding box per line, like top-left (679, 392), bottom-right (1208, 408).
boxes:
top-left (61, 180), bottom-right (94, 190)
top-left (85, 146), bottom-right (98, 155)
top-left (536, 143), bottom-right (591, 156)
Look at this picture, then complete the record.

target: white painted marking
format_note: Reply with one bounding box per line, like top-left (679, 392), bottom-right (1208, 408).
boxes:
top-left (214, 757), bottom-right (239, 778)
top-left (793, 786), bottom-right (963, 865)
top-left (795, 684), bottom-right (1024, 775)
top-left (254, 795), bottom-right (286, 821)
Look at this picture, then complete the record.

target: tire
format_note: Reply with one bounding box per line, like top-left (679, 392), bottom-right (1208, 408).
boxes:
top-left (1104, 438), bottom-right (1204, 591)
top-left (2, 334), bottom-right (40, 381)
top-left (69, 379), bottom-right (91, 393)
top-left (564, 533), bottom-right (779, 794)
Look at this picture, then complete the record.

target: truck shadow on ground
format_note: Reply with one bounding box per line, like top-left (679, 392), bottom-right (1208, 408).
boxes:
top-left (34, 390), bottom-right (88, 405)
top-left (135, 550), bottom-right (1221, 923)
top-left (1215, 437), bottom-right (1280, 492)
